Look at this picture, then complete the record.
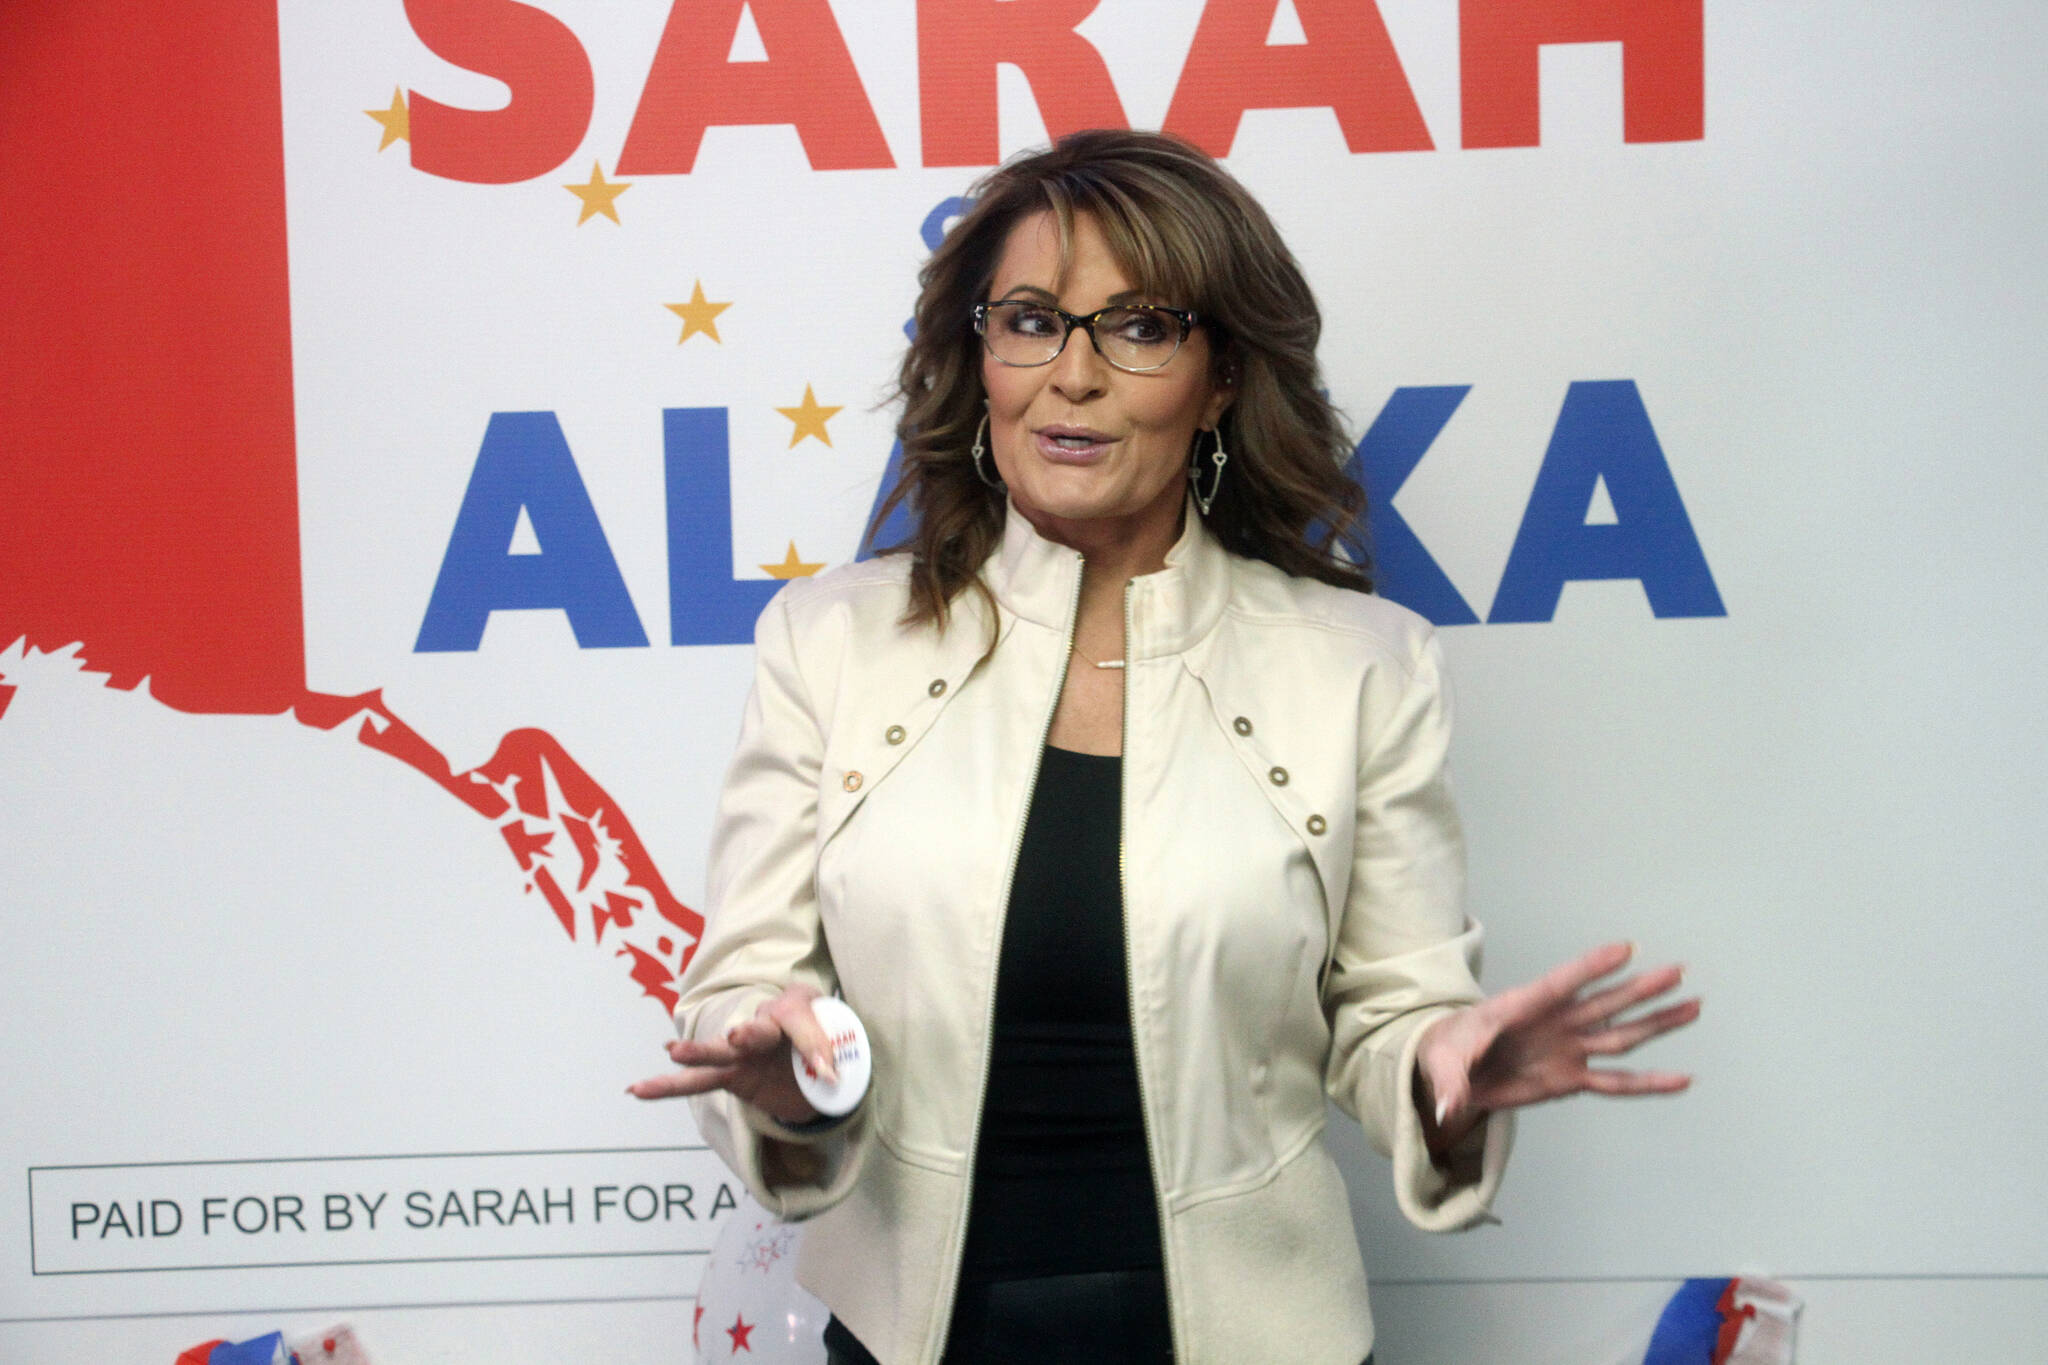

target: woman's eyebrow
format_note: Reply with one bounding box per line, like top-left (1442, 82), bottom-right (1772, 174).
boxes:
top-left (992, 284), bottom-right (1151, 305)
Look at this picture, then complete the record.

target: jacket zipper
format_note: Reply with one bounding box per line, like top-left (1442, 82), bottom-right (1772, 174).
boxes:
top-left (1121, 578), bottom-right (1183, 1362)
top-left (928, 552), bottom-right (1085, 1363)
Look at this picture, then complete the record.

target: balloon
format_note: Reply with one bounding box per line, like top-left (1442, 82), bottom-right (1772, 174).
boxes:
top-left (694, 1193), bottom-right (828, 1364)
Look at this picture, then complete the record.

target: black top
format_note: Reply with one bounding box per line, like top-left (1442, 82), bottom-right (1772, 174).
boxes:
top-left (822, 746), bottom-right (1174, 1362)
top-left (956, 744), bottom-right (1162, 1281)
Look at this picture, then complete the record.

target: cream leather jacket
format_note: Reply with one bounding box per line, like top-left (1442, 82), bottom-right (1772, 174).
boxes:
top-left (676, 499), bottom-right (1511, 1365)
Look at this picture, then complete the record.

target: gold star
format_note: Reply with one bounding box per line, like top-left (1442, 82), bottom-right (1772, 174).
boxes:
top-left (761, 542), bottom-right (826, 579)
top-left (665, 281), bottom-right (731, 345)
top-left (775, 384), bottom-right (843, 448)
top-left (365, 87), bottom-right (409, 152)
top-left (565, 162), bottom-right (630, 225)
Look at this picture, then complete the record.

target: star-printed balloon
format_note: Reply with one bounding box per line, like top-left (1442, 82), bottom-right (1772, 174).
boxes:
top-left (694, 1194), bottom-right (827, 1364)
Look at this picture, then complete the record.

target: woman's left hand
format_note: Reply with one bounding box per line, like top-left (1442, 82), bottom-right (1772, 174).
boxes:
top-left (1413, 941), bottom-right (1701, 1154)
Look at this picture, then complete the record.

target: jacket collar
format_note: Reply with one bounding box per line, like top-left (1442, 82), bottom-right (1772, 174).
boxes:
top-left (983, 493), bottom-right (1232, 661)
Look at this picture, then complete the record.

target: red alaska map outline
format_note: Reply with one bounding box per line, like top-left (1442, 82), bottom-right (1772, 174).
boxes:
top-left (0, 2), bottom-right (702, 1011)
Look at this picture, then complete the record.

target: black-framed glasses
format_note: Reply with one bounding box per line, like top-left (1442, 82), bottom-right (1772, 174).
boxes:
top-left (973, 300), bottom-right (1199, 374)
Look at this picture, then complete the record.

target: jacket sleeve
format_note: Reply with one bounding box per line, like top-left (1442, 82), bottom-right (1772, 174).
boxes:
top-left (672, 586), bottom-right (870, 1220)
top-left (1322, 628), bottom-right (1512, 1232)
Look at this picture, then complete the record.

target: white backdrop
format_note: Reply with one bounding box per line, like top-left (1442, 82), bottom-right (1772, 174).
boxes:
top-left (3, 1), bottom-right (2043, 1361)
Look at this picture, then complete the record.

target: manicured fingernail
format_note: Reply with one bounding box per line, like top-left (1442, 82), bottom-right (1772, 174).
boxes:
top-left (1435, 1097), bottom-right (1450, 1127)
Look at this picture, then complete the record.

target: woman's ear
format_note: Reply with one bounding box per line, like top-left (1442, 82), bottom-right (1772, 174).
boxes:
top-left (1203, 363), bottom-right (1237, 428)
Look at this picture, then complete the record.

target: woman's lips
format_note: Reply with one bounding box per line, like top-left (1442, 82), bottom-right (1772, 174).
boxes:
top-left (1034, 426), bottom-right (1115, 464)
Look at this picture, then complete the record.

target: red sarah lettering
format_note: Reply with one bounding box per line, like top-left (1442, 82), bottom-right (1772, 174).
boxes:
top-left (1459, 0), bottom-right (1704, 148)
top-left (619, 0), bottom-right (893, 174)
top-left (403, 0), bottom-right (595, 184)
top-left (1162, 0), bottom-right (1431, 158)
top-left (916, 0), bottom-right (1128, 168)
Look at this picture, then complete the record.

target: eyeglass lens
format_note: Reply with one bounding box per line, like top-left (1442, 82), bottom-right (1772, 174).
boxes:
top-left (981, 302), bottom-right (1185, 372)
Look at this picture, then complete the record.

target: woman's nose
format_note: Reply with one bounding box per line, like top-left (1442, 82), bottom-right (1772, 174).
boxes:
top-left (1048, 322), bottom-right (1109, 402)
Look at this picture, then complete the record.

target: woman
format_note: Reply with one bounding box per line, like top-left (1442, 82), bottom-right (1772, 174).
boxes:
top-left (632, 130), bottom-right (1699, 1365)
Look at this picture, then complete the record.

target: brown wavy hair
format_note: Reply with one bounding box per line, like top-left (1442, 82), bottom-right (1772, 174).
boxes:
top-left (867, 129), bottom-right (1371, 634)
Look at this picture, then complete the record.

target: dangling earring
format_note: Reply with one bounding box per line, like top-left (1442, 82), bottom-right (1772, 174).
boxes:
top-left (970, 411), bottom-right (1002, 488)
top-left (1190, 427), bottom-right (1228, 516)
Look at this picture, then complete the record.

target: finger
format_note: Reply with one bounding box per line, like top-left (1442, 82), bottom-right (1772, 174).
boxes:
top-left (1433, 1076), bottom-right (1470, 1128)
top-left (1415, 1012), bottom-right (1482, 1115)
top-left (767, 992), bottom-right (837, 1084)
top-left (627, 1065), bottom-right (736, 1101)
top-left (1545, 940), bottom-right (1638, 999)
top-left (723, 1014), bottom-right (789, 1057)
top-left (1581, 998), bottom-right (1702, 1056)
top-left (1581, 1067), bottom-right (1692, 1096)
top-left (668, 1036), bottom-right (740, 1067)
top-left (1561, 964), bottom-right (1685, 1031)
top-left (1488, 941), bottom-right (1638, 1029)
top-left (1418, 1050), bottom-right (1472, 1129)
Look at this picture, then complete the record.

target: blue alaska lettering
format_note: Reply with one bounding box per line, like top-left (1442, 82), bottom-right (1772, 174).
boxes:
top-left (413, 383), bottom-right (1723, 652)
top-left (415, 411), bottom-right (647, 651)
top-left (1487, 381), bottom-right (1724, 623)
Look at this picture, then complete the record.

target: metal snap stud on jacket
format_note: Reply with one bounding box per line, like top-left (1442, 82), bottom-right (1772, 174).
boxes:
top-left (843, 771), bottom-right (863, 792)
top-left (886, 726), bottom-right (906, 745)
top-left (927, 679), bottom-right (947, 697)
top-left (1306, 814), bottom-right (1327, 836)
top-left (1268, 766), bottom-right (1289, 786)
top-left (1233, 716), bottom-right (1253, 736)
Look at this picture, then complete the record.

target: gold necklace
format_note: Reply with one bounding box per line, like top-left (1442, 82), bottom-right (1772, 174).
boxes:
top-left (1070, 641), bottom-right (1125, 670)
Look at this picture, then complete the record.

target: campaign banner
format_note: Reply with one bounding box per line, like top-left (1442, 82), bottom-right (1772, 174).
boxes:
top-left (4, 0), bottom-right (2042, 1359)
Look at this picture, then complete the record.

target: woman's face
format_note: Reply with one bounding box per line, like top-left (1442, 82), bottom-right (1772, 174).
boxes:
top-left (980, 209), bottom-right (1231, 553)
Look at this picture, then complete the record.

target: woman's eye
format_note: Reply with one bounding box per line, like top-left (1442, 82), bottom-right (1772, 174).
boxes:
top-left (1112, 311), bottom-right (1170, 343)
top-left (1004, 306), bottom-right (1060, 336)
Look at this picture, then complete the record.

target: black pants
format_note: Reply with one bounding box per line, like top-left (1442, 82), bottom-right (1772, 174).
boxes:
top-left (823, 1276), bottom-right (1373, 1364)
top-left (825, 1341), bottom-right (1375, 1364)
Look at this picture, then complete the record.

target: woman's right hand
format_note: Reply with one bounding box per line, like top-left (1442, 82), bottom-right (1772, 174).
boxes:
top-left (628, 984), bottom-right (837, 1127)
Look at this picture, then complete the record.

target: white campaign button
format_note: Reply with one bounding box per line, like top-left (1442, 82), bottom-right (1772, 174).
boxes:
top-left (791, 996), bottom-right (871, 1118)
